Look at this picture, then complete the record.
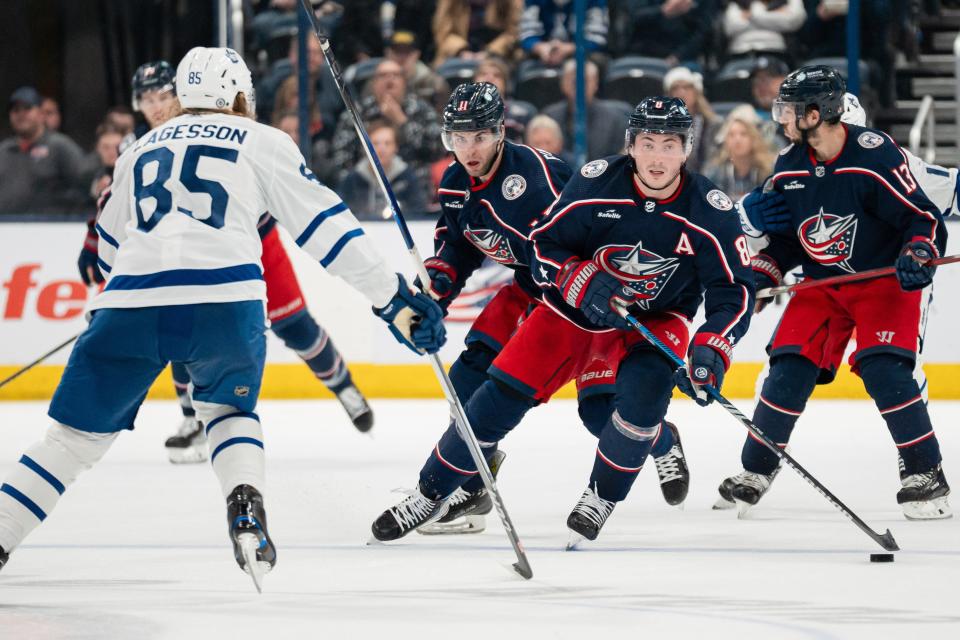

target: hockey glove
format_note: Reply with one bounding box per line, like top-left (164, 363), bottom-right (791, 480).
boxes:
top-left (750, 253), bottom-right (783, 314)
top-left (560, 260), bottom-right (636, 329)
top-left (895, 240), bottom-right (937, 291)
top-left (674, 334), bottom-right (731, 407)
top-left (77, 220), bottom-right (105, 286)
top-left (374, 274), bottom-right (447, 354)
top-left (740, 187), bottom-right (791, 235)
top-left (419, 258), bottom-right (458, 303)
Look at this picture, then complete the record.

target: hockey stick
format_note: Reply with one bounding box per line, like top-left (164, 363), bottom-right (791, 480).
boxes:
top-left (297, 0), bottom-right (532, 579)
top-left (0, 333), bottom-right (79, 391)
top-left (615, 306), bottom-right (900, 552)
top-left (756, 253), bottom-right (960, 299)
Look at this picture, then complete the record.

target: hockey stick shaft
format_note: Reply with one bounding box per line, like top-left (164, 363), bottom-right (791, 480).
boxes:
top-left (0, 333), bottom-right (79, 391)
top-left (756, 254), bottom-right (960, 299)
top-left (298, 0), bottom-right (532, 579)
top-left (615, 307), bottom-right (899, 552)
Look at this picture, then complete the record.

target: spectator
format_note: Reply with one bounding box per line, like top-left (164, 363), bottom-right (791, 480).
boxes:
top-left (723, 0), bottom-right (806, 60)
top-left (331, 59), bottom-right (444, 186)
top-left (432, 0), bottom-right (523, 66)
top-left (274, 110), bottom-right (338, 187)
top-left (41, 96), bottom-right (61, 131)
top-left (703, 104), bottom-right (774, 200)
top-left (520, 0), bottom-right (609, 66)
top-left (0, 87), bottom-right (87, 215)
top-left (264, 35), bottom-right (343, 137)
top-left (613, 0), bottom-right (715, 66)
top-left (87, 123), bottom-right (125, 200)
top-left (542, 59), bottom-right (631, 165)
top-left (473, 56), bottom-right (537, 142)
top-left (663, 66), bottom-right (720, 172)
top-left (104, 106), bottom-right (136, 136)
top-left (339, 119), bottom-right (429, 220)
top-left (385, 30), bottom-right (449, 110)
top-left (525, 114), bottom-right (564, 156)
top-left (750, 54), bottom-right (789, 117)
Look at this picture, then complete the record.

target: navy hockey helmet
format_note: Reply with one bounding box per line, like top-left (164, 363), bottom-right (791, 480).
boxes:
top-left (131, 60), bottom-right (175, 111)
top-left (626, 96), bottom-right (694, 153)
top-left (773, 65), bottom-right (846, 126)
top-left (443, 82), bottom-right (504, 131)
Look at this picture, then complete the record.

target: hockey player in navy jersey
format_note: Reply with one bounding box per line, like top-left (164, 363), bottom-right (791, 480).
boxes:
top-left (0, 48), bottom-right (446, 586)
top-left (371, 96), bottom-right (753, 544)
top-left (78, 60), bottom-right (376, 466)
top-left (721, 65), bottom-right (951, 520)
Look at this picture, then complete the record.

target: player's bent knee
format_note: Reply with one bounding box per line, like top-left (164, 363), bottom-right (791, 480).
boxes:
top-left (762, 355), bottom-right (819, 404)
top-left (578, 394), bottom-right (612, 438)
top-left (615, 350), bottom-right (673, 427)
top-left (449, 342), bottom-right (497, 398)
top-left (270, 309), bottom-right (321, 352)
top-left (466, 378), bottom-right (536, 443)
top-left (39, 422), bottom-right (118, 481)
top-left (858, 353), bottom-right (919, 398)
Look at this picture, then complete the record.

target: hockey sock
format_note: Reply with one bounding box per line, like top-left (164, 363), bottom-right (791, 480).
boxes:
top-left (859, 354), bottom-right (942, 474)
top-left (171, 362), bottom-right (195, 418)
top-left (742, 355), bottom-right (818, 475)
top-left (272, 310), bottom-right (352, 393)
top-left (197, 404), bottom-right (265, 498)
top-left (649, 415), bottom-right (675, 458)
top-left (419, 379), bottom-right (534, 500)
top-left (590, 413), bottom-right (659, 502)
top-left (449, 342), bottom-right (497, 402)
top-left (0, 423), bottom-right (116, 551)
top-left (578, 393), bottom-right (613, 439)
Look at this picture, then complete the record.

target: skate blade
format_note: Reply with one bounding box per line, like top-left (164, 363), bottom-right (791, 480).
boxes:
top-left (736, 500), bottom-right (755, 519)
top-left (565, 531), bottom-right (586, 551)
top-left (417, 514), bottom-right (486, 535)
top-left (712, 496), bottom-right (735, 510)
top-left (237, 533), bottom-right (267, 594)
top-left (902, 497), bottom-right (953, 520)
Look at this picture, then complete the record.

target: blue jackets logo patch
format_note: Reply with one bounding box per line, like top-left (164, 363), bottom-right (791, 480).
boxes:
top-left (463, 226), bottom-right (520, 265)
top-left (798, 207), bottom-right (858, 273)
top-left (595, 241), bottom-right (679, 310)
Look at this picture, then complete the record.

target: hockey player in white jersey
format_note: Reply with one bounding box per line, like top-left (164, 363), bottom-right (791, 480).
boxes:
top-left (0, 48), bottom-right (446, 589)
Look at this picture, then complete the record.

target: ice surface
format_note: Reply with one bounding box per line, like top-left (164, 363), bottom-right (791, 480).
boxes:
top-left (0, 398), bottom-right (958, 639)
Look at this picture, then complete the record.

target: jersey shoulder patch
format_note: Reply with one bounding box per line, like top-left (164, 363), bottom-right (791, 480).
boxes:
top-left (580, 158), bottom-right (608, 178)
top-left (857, 131), bottom-right (885, 149)
top-left (501, 174), bottom-right (527, 200)
top-left (705, 189), bottom-right (734, 211)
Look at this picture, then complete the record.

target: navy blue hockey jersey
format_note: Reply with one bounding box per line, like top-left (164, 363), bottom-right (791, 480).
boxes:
top-left (531, 155), bottom-right (755, 349)
top-left (760, 124), bottom-right (947, 278)
top-left (434, 141), bottom-right (572, 299)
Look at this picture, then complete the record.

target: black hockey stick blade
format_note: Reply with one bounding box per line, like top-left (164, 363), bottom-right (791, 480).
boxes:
top-left (512, 557), bottom-right (533, 580)
top-left (879, 529), bottom-right (900, 552)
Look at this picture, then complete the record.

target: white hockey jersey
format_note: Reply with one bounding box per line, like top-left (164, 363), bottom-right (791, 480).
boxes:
top-left (93, 112), bottom-right (397, 311)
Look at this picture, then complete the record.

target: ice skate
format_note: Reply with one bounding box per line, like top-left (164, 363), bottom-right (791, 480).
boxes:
top-left (566, 485), bottom-right (616, 549)
top-left (371, 485), bottom-right (450, 541)
top-left (335, 384), bottom-right (374, 433)
top-left (715, 469), bottom-right (778, 517)
top-left (418, 450), bottom-right (506, 535)
top-left (164, 417), bottom-right (207, 464)
top-left (898, 464), bottom-right (952, 520)
top-left (226, 484), bottom-right (276, 593)
top-left (653, 422), bottom-right (689, 507)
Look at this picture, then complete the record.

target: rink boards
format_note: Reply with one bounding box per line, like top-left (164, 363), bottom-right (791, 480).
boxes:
top-left (2, 221), bottom-right (959, 400)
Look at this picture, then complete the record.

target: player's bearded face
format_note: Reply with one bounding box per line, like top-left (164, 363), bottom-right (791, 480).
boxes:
top-left (139, 90), bottom-right (177, 128)
top-left (446, 128), bottom-right (504, 177)
top-left (773, 100), bottom-right (819, 144)
top-left (629, 133), bottom-right (686, 190)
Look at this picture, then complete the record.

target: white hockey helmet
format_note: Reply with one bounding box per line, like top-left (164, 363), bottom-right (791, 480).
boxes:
top-left (176, 47), bottom-right (254, 113)
top-left (840, 92), bottom-right (867, 126)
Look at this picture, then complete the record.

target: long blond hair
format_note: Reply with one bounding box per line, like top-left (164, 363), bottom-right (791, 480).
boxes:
top-left (713, 105), bottom-right (774, 176)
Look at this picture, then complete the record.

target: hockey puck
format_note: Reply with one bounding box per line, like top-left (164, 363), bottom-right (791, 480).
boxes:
top-left (869, 553), bottom-right (895, 563)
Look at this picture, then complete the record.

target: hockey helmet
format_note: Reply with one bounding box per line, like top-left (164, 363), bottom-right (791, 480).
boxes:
top-left (773, 65), bottom-right (846, 126)
top-left (626, 96), bottom-right (694, 153)
top-left (131, 60), bottom-right (175, 111)
top-left (176, 47), bottom-right (255, 113)
top-left (441, 82), bottom-right (504, 151)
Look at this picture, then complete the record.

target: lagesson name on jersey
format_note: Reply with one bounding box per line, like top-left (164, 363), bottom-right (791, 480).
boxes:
top-left (763, 124), bottom-right (946, 278)
top-left (530, 154), bottom-right (755, 346)
top-left (434, 141), bottom-right (572, 300)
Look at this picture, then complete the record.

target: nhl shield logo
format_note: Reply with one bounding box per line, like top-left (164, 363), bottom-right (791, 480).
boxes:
top-left (815, 166), bottom-right (826, 177)
top-left (463, 226), bottom-right (520, 265)
top-left (706, 189), bottom-right (733, 211)
top-left (501, 174), bottom-right (527, 200)
top-left (798, 207), bottom-right (858, 273)
top-left (858, 132), bottom-right (884, 149)
top-left (644, 201), bottom-right (655, 212)
top-left (581, 159), bottom-right (608, 178)
top-left (595, 241), bottom-right (679, 310)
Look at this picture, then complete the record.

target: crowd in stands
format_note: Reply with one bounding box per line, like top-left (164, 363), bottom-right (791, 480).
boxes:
top-left (0, 0), bottom-right (928, 218)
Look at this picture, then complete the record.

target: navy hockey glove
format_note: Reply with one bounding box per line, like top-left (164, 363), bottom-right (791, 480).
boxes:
top-left (374, 274), bottom-right (447, 354)
top-left (675, 334), bottom-right (732, 407)
top-left (77, 220), bottom-right (104, 286)
top-left (559, 260), bottom-right (636, 329)
top-left (419, 258), bottom-right (458, 303)
top-left (750, 253), bottom-right (782, 314)
top-left (896, 240), bottom-right (937, 291)
top-left (740, 188), bottom-right (791, 235)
